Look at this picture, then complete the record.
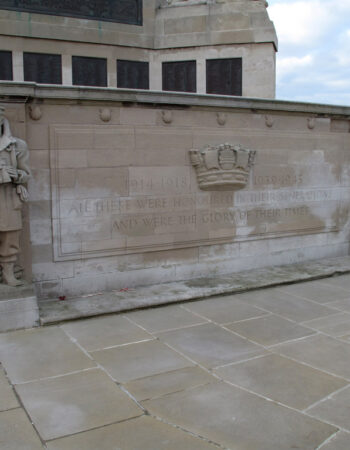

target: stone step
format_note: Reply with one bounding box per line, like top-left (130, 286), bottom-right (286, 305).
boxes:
top-left (39, 255), bottom-right (350, 326)
top-left (0, 283), bottom-right (39, 333)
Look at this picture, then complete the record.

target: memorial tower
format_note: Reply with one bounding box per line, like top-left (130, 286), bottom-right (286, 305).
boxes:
top-left (0, 0), bottom-right (277, 97)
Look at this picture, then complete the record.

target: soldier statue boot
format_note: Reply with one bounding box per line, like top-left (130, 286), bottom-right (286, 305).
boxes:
top-left (1, 262), bottom-right (23, 287)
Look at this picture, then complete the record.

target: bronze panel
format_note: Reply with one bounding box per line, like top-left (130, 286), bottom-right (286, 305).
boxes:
top-left (0, 50), bottom-right (12, 81)
top-left (117, 60), bottom-right (149, 90)
top-left (162, 61), bottom-right (196, 93)
top-left (0, 0), bottom-right (142, 25)
top-left (206, 58), bottom-right (242, 96)
top-left (24, 52), bottom-right (62, 85)
top-left (72, 56), bottom-right (107, 88)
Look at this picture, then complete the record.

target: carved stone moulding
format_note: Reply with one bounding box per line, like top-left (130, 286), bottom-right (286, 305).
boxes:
top-left (162, 110), bottom-right (173, 124)
top-left (29, 105), bottom-right (42, 121)
top-left (217, 112), bottom-right (226, 126)
top-left (99, 108), bottom-right (111, 122)
top-left (189, 143), bottom-right (256, 191)
top-left (307, 118), bottom-right (315, 130)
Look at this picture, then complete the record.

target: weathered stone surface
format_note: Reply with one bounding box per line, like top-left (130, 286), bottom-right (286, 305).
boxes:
top-left (303, 312), bottom-right (350, 337)
top-left (61, 315), bottom-right (152, 351)
top-left (273, 334), bottom-right (350, 379)
top-left (0, 283), bottom-right (39, 332)
top-left (279, 279), bottom-right (350, 304)
top-left (327, 298), bottom-right (350, 312)
top-left (227, 314), bottom-right (315, 346)
top-left (15, 369), bottom-right (143, 440)
top-left (318, 431), bottom-right (350, 450)
top-left (39, 256), bottom-right (350, 325)
top-left (0, 409), bottom-right (43, 450)
top-left (45, 416), bottom-right (218, 450)
top-left (124, 366), bottom-right (215, 401)
top-left (157, 323), bottom-right (266, 368)
top-left (1, 276), bottom-right (350, 449)
top-left (125, 304), bottom-right (208, 333)
top-left (183, 295), bottom-right (269, 324)
top-left (143, 382), bottom-right (337, 450)
top-left (0, 327), bottom-right (95, 383)
top-left (215, 354), bottom-right (348, 410)
top-left (91, 340), bottom-right (192, 382)
top-left (0, 365), bottom-right (19, 412)
top-left (307, 386), bottom-right (350, 431)
top-left (2, 87), bottom-right (350, 303)
top-left (320, 274), bottom-right (350, 291)
top-left (236, 287), bottom-right (338, 323)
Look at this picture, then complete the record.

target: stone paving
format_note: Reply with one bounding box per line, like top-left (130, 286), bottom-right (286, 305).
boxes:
top-left (2, 276), bottom-right (350, 448)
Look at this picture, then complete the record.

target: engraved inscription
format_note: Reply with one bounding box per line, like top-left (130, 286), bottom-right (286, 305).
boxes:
top-left (0, 0), bottom-right (142, 25)
top-left (50, 126), bottom-right (341, 261)
top-left (110, 207), bottom-right (312, 234)
top-left (235, 188), bottom-right (341, 206)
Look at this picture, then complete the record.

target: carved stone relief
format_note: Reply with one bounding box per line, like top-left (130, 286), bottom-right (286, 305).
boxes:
top-left (189, 143), bottom-right (256, 191)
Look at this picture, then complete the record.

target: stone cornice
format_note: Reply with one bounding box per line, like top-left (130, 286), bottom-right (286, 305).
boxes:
top-left (1, 82), bottom-right (350, 117)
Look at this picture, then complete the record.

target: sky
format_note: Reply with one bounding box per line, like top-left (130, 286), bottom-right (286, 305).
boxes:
top-left (267, 0), bottom-right (350, 105)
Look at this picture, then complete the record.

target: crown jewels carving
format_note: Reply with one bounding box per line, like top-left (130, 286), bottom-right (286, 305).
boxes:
top-left (189, 143), bottom-right (256, 191)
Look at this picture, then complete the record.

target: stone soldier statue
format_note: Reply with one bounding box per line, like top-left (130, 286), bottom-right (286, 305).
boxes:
top-left (0, 106), bottom-right (31, 286)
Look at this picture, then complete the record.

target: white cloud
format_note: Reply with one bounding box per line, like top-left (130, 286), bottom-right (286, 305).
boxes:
top-left (268, 0), bottom-right (350, 105)
top-left (335, 29), bottom-right (350, 66)
top-left (268, 1), bottom-right (334, 46)
top-left (277, 54), bottom-right (313, 79)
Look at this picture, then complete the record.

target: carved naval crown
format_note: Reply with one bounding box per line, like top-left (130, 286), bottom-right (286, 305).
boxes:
top-left (189, 143), bottom-right (256, 191)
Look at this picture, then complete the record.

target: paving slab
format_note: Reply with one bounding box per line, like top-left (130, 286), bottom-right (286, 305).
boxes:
top-left (125, 305), bottom-right (207, 333)
top-left (327, 298), bottom-right (350, 312)
top-left (226, 314), bottom-right (315, 346)
top-left (3, 269), bottom-right (350, 449)
top-left (235, 288), bottom-right (339, 322)
top-left (45, 415), bottom-right (218, 450)
top-left (0, 408), bottom-right (43, 449)
top-left (39, 256), bottom-right (350, 325)
top-left (321, 274), bottom-right (350, 291)
top-left (307, 385), bottom-right (350, 431)
top-left (273, 334), bottom-right (350, 379)
top-left (319, 431), bottom-right (350, 449)
top-left (61, 314), bottom-right (152, 351)
top-left (214, 354), bottom-right (348, 410)
top-left (124, 366), bottom-right (215, 401)
top-left (0, 327), bottom-right (95, 384)
top-left (157, 323), bottom-right (266, 368)
top-left (143, 381), bottom-right (337, 450)
top-left (182, 295), bottom-right (269, 324)
top-left (0, 366), bottom-right (19, 412)
top-left (91, 340), bottom-right (193, 382)
top-left (15, 369), bottom-right (142, 441)
top-left (302, 312), bottom-right (350, 337)
top-left (279, 279), bottom-right (350, 304)
top-left (341, 334), bottom-right (350, 342)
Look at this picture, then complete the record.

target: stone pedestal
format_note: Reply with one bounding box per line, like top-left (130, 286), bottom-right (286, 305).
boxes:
top-left (0, 283), bottom-right (39, 332)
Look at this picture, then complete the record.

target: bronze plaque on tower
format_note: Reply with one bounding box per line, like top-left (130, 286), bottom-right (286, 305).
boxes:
top-left (0, 0), bottom-right (142, 25)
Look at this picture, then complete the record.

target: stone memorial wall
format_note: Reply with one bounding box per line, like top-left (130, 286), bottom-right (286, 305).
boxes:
top-left (1, 85), bottom-right (350, 298)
